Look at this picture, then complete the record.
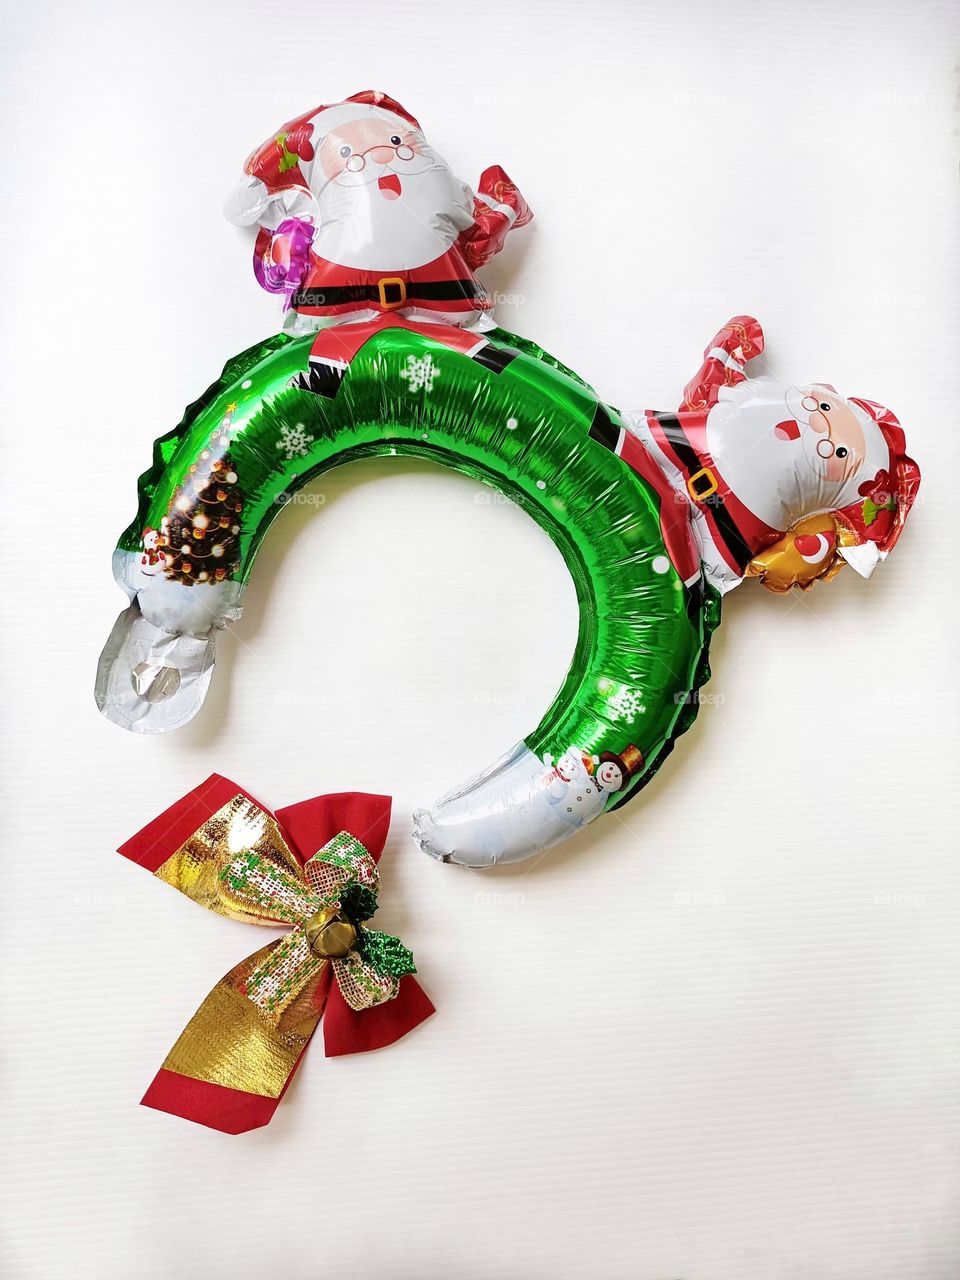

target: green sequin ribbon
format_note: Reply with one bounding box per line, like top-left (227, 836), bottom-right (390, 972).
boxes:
top-left (217, 831), bottom-right (416, 1017)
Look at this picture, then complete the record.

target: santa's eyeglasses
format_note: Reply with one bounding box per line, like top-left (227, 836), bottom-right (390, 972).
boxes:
top-left (800, 394), bottom-right (851, 461)
top-left (339, 141), bottom-right (416, 172)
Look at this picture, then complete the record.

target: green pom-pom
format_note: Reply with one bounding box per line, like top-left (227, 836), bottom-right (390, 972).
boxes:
top-left (340, 882), bottom-right (379, 923)
top-left (357, 928), bottom-right (416, 978)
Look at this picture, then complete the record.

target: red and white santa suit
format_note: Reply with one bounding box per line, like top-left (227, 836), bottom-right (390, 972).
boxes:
top-left (225, 90), bottom-right (532, 334)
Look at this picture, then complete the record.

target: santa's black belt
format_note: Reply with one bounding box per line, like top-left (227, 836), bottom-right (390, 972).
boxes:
top-left (655, 413), bottom-right (754, 573)
top-left (293, 278), bottom-right (482, 309)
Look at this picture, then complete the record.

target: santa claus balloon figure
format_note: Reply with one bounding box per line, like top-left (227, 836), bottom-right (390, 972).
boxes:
top-left (225, 90), bottom-right (532, 334)
top-left (617, 317), bottom-right (921, 595)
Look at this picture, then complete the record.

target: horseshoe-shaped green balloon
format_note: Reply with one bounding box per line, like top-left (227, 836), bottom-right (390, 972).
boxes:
top-left (95, 319), bottom-right (718, 865)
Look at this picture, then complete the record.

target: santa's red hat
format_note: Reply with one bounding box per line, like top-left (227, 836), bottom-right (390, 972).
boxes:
top-left (834, 398), bottom-right (920, 578)
top-left (225, 91), bottom-right (423, 225)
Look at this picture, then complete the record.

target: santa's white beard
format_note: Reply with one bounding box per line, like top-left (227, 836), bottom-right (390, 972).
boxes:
top-left (311, 160), bottom-right (475, 272)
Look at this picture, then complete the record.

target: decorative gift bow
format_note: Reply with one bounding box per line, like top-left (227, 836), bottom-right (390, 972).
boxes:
top-left (119, 775), bottom-right (434, 1133)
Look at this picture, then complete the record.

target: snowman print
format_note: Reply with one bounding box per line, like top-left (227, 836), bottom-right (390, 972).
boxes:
top-left (138, 527), bottom-right (164, 577)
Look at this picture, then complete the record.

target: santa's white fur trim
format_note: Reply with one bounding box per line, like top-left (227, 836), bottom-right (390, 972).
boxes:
top-left (838, 540), bottom-right (882, 578)
top-left (304, 101), bottom-right (420, 140)
top-left (224, 173), bottom-right (270, 226)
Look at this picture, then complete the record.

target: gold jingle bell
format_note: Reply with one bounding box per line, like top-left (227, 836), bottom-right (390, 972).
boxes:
top-left (305, 907), bottom-right (357, 958)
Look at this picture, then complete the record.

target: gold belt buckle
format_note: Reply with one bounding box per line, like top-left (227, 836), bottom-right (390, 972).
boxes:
top-left (687, 466), bottom-right (719, 502)
top-left (378, 276), bottom-right (407, 309)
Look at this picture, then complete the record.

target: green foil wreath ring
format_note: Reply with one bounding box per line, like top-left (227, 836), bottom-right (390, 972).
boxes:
top-left (95, 317), bottom-right (716, 866)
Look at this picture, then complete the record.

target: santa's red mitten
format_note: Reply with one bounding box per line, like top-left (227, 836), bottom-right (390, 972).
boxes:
top-left (460, 165), bottom-right (533, 269)
top-left (682, 315), bottom-right (765, 411)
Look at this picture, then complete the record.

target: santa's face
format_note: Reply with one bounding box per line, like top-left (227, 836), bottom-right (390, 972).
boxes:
top-left (783, 385), bottom-right (867, 486)
top-left (306, 111), bottom-right (475, 272)
top-left (317, 117), bottom-right (434, 192)
top-left (706, 377), bottom-right (890, 532)
top-left (596, 760), bottom-right (625, 791)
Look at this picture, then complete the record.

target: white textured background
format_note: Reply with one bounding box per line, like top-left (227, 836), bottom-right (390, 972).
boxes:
top-left (2, 2), bottom-right (958, 1277)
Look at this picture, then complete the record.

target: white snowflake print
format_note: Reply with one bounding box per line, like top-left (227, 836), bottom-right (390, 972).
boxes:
top-left (276, 421), bottom-right (315, 460)
top-left (607, 686), bottom-right (647, 722)
top-left (399, 353), bottom-right (440, 394)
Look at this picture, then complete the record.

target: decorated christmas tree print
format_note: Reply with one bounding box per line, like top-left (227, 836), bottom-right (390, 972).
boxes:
top-left (158, 425), bottom-right (244, 585)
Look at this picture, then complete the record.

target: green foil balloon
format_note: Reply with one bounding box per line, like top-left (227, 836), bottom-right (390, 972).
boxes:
top-left (96, 319), bottom-right (719, 864)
